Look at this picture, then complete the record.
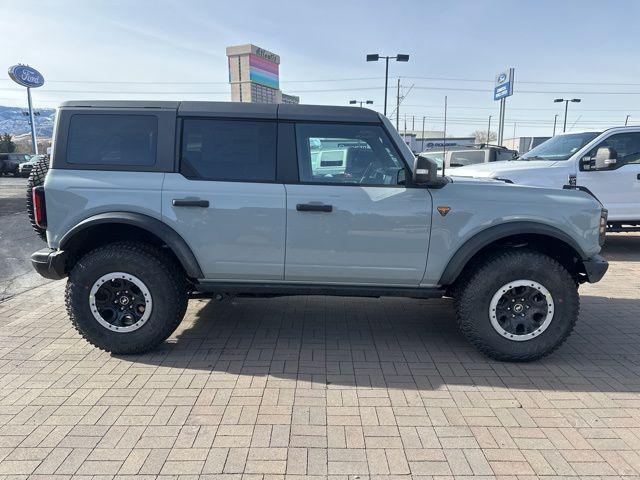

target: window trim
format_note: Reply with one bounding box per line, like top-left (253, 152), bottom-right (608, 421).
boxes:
top-left (52, 108), bottom-right (176, 172)
top-left (178, 116), bottom-right (279, 183)
top-left (292, 121), bottom-right (412, 188)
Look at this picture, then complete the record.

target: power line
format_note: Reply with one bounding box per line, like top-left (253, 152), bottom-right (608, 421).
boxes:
top-left (5, 84), bottom-right (640, 95)
top-left (3, 74), bottom-right (640, 87)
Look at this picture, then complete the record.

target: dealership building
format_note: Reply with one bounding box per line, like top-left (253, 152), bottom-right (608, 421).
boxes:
top-left (226, 44), bottom-right (300, 104)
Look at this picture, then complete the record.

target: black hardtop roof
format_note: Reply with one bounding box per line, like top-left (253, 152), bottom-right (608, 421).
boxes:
top-left (59, 100), bottom-right (381, 123)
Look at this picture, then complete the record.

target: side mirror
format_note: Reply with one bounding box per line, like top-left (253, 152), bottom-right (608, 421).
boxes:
top-left (594, 146), bottom-right (617, 169)
top-left (413, 155), bottom-right (439, 185)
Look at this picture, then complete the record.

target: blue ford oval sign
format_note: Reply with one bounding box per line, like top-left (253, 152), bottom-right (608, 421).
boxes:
top-left (8, 65), bottom-right (44, 88)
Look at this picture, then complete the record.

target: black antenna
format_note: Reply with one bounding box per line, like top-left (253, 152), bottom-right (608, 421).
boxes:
top-left (442, 95), bottom-right (447, 177)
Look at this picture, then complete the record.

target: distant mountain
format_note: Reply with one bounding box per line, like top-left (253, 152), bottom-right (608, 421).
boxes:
top-left (0, 105), bottom-right (55, 138)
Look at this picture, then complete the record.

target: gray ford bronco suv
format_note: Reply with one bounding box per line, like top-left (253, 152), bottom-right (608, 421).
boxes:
top-left (30, 101), bottom-right (608, 361)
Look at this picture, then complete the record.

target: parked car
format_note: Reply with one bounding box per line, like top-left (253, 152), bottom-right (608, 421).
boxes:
top-left (29, 101), bottom-right (607, 361)
top-left (452, 128), bottom-right (640, 232)
top-left (18, 154), bottom-right (44, 177)
top-left (419, 144), bottom-right (517, 171)
top-left (0, 152), bottom-right (32, 176)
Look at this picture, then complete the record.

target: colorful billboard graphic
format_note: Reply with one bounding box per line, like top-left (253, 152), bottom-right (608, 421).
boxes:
top-left (249, 54), bottom-right (279, 90)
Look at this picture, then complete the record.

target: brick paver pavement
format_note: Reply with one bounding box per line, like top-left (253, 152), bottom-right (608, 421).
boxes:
top-left (0, 234), bottom-right (639, 479)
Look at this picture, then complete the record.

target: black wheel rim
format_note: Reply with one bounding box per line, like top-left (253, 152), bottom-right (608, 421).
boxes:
top-left (89, 272), bottom-right (152, 332)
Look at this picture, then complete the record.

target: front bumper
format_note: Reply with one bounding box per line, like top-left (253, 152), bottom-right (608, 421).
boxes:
top-left (31, 248), bottom-right (67, 280)
top-left (582, 254), bottom-right (608, 283)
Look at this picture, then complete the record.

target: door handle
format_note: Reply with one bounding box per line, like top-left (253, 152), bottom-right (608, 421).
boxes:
top-left (172, 199), bottom-right (209, 207)
top-left (296, 203), bottom-right (333, 213)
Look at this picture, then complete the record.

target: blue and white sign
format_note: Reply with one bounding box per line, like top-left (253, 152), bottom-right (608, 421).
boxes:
top-left (8, 65), bottom-right (45, 88)
top-left (494, 68), bottom-right (514, 101)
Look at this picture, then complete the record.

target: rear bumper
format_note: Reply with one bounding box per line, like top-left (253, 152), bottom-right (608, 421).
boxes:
top-left (582, 254), bottom-right (608, 283)
top-left (31, 248), bottom-right (67, 280)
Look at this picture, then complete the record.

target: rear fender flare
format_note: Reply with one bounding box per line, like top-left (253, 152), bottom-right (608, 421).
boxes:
top-left (59, 212), bottom-right (203, 278)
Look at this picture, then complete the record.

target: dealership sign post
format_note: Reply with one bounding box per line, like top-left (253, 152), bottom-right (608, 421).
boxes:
top-left (494, 68), bottom-right (514, 146)
top-left (8, 65), bottom-right (45, 154)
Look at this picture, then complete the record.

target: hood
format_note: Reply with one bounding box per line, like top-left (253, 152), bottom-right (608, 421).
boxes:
top-left (452, 159), bottom-right (558, 178)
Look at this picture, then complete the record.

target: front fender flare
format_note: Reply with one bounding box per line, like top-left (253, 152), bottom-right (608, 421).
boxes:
top-left (59, 212), bottom-right (203, 278)
top-left (438, 221), bottom-right (588, 286)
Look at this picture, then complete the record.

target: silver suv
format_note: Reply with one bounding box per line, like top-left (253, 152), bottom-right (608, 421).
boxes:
top-left (29, 101), bottom-right (608, 361)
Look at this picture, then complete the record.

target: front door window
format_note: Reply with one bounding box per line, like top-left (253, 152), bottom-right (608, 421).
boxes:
top-left (296, 123), bottom-right (406, 186)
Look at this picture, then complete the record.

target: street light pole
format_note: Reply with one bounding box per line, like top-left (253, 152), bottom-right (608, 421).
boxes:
top-left (366, 53), bottom-right (409, 117)
top-left (384, 57), bottom-right (389, 117)
top-left (554, 98), bottom-right (581, 133)
top-left (349, 100), bottom-right (373, 108)
top-left (553, 114), bottom-right (558, 136)
top-left (487, 115), bottom-right (492, 145)
top-left (626, 114), bottom-right (631, 126)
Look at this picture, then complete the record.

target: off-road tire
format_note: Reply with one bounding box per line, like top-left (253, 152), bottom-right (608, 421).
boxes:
top-left (66, 241), bottom-right (189, 354)
top-left (26, 155), bottom-right (50, 241)
top-left (455, 249), bottom-right (579, 362)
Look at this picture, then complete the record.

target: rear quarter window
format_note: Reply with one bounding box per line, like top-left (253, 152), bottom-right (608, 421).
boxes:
top-left (67, 114), bottom-right (157, 166)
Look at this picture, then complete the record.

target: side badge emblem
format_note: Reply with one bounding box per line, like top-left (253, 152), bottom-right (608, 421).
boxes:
top-left (437, 206), bottom-right (451, 217)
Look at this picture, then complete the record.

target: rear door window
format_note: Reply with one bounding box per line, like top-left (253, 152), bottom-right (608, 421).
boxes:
top-left (180, 118), bottom-right (277, 182)
top-left (67, 114), bottom-right (157, 166)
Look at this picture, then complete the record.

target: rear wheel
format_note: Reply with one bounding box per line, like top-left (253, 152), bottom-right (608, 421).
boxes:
top-left (66, 241), bottom-right (188, 354)
top-left (455, 249), bottom-right (579, 361)
top-left (26, 155), bottom-right (49, 241)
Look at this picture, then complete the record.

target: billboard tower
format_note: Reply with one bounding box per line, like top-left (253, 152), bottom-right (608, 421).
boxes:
top-left (226, 44), bottom-right (299, 104)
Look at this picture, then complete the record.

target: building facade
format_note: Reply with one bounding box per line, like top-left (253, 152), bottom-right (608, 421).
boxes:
top-left (226, 44), bottom-right (300, 104)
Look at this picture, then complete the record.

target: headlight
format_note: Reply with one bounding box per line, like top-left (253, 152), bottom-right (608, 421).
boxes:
top-left (599, 209), bottom-right (608, 245)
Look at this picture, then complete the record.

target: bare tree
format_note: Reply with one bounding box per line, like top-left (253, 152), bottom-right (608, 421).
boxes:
top-left (472, 130), bottom-right (497, 144)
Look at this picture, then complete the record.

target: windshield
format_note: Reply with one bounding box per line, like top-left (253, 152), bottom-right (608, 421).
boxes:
top-left (518, 132), bottom-right (600, 161)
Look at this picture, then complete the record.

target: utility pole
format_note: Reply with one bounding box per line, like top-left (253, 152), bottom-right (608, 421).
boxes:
top-left (396, 78), bottom-right (400, 131)
top-left (421, 116), bottom-right (425, 152)
top-left (403, 114), bottom-right (407, 136)
top-left (626, 114), bottom-right (631, 126)
top-left (487, 115), bottom-right (492, 145)
top-left (412, 115), bottom-right (415, 132)
top-left (442, 96), bottom-right (447, 177)
top-left (553, 114), bottom-right (558, 136)
top-left (513, 122), bottom-right (517, 139)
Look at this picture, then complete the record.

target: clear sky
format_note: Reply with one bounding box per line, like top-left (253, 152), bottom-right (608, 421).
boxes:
top-left (2, 0), bottom-right (639, 137)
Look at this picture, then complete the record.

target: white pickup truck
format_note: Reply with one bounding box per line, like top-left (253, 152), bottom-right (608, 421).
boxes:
top-left (453, 127), bottom-right (640, 232)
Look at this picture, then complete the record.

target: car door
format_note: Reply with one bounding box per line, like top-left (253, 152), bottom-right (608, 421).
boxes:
top-left (577, 131), bottom-right (640, 221)
top-left (284, 122), bottom-right (432, 286)
top-left (162, 117), bottom-right (286, 281)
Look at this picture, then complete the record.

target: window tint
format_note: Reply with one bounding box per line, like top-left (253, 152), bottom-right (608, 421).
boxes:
top-left (67, 115), bottom-right (157, 166)
top-left (449, 150), bottom-right (485, 167)
top-left (295, 123), bottom-right (405, 185)
top-left (589, 132), bottom-right (640, 170)
top-left (180, 118), bottom-right (277, 182)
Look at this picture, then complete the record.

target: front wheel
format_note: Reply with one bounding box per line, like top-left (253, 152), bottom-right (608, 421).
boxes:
top-left (66, 241), bottom-right (188, 354)
top-left (455, 249), bottom-right (579, 362)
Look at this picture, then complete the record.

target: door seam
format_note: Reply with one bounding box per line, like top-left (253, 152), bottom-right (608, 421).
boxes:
top-left (282, 183), bottom-right (288, 281)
